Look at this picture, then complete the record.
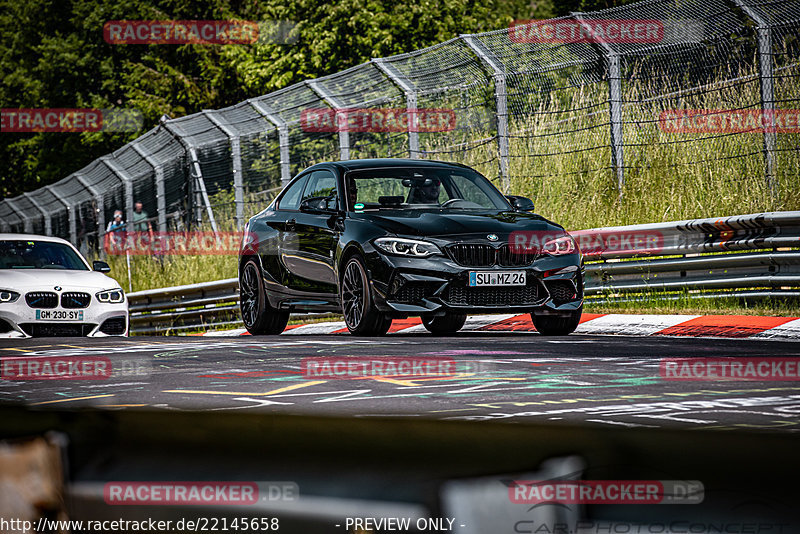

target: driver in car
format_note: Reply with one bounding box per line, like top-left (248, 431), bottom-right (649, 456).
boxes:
top-left (410, 178), bottom-right (441, 204)
top-left (347, 176), bottom-right (358, 209)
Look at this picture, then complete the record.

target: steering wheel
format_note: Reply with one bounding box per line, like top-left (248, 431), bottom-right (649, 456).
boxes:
top-left (440, 198), bottom-right (464, 208)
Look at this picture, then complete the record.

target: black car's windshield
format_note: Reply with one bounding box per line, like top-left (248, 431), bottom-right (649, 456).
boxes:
top-left (345, 167), bottom-right (510, 211)
top-left (0, 240), bottom-right (89, 270)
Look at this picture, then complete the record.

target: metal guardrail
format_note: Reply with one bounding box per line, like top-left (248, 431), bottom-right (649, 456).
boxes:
top-left (127, 211), bottom-right (800, 335)
top-left (128, 278), bottom-right (239, 335)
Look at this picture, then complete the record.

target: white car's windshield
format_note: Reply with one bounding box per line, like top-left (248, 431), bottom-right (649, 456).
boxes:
top-left (345, 167), bottom-right (510, 211)
top-left (0, 240), bottom-right (88, 270)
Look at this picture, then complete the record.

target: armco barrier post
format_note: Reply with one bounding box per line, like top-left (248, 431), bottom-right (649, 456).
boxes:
top-left (573, 12), bottom-right (626, 200)
top-left (372, 58), bottom-right (420, 159)
top-left (5, 198), bottom-right (33, 234)
top-left (24, 193), bottom-right (51, 236)
top-left (45, 185), bottom-right (75, 243)
top-left (306, 80), bottom-right (351, 161)
top-left (249, 99), bottom-right (292, 185)
top-left (74, 172), bottom-right (105, 257)
top-left (204, 110), bottom-right (245, 229)
top-left (734, 0), bottom-right (777, 199)
top-left (160, 119), bottom-right (219, 232)
top-left (461, 34), bottom-right (511, 193)
top-left (131, 140), bottom-right (168, 233)
top-left (102, 156), bottom-right (135, 229)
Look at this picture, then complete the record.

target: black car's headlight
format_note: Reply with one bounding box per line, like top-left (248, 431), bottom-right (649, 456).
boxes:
top-left (96, 289), bottom-right (125, 303)
top-left (374, 237), bottom-right (442, 258)
top-left (0, 290), bottom-right (20, 303)
top-left (542, 235), bottom-right (578, 255)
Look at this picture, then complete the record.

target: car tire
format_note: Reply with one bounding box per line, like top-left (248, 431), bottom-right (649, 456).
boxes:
top-left (239, 259), bottom-right (290, 335)
top-left (340, 254), bottom-right (392, 336)
top-left (421, 313), bottom-right (467, 335)
top-left (531, 305), bottom-right (582, 336)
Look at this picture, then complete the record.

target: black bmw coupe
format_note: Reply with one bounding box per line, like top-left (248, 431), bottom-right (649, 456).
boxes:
top-left (238, 159), bottom-right (583, 336)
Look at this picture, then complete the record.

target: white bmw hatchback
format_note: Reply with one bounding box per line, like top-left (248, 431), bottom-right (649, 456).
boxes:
top-left (0, 234), bottom-right (129, 338)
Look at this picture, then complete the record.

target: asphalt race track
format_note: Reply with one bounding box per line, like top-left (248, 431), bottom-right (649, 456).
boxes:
top-left (1, 332), bottom-right (799, 432)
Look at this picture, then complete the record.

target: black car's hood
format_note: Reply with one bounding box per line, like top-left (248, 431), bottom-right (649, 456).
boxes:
top-left (350, 210), bottom-right (564, 240)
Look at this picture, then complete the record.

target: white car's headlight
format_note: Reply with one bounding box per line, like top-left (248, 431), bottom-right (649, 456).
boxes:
top-left (374, 237), bottom-right (441, 258)
top-left (0, 290), bottom-right (20, 303)
top-left (96, 289), bottom-right (125, 303)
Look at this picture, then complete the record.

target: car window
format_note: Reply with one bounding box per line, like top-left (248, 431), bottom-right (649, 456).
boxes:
top-left (0, 240), bottom-right (89, 270)
top-left (302, 170), bottom-right (338, 209)
top-left (346, 167), bottom-right (509, 210)
top-left (447, 173), bottom-right (497, 206)
top-left (351, 177), bottom-right (406, 205)
top-left (277, 174), bottom-right (310, 211)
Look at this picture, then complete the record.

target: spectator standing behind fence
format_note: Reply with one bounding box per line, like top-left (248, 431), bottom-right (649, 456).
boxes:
top-left (132, 201), bottom-right (153, 233)
top-left (105, 210), bottom-right (125, 247)
top-left (132, 200), bottom-right (162, 260)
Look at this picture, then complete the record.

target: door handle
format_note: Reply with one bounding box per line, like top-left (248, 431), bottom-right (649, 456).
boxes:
top-left (286, 218), bottom-right (296, 231)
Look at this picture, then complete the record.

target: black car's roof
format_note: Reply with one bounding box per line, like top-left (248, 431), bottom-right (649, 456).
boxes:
top-left (307, 158), bottom-right (473, 173)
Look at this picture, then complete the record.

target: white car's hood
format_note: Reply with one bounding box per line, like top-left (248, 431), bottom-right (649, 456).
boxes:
top-left (0, 269), bottom-right (122, 292)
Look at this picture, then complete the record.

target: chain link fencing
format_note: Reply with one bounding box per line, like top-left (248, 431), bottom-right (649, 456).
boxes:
top-left (1, 0), bottom-right (798, 255)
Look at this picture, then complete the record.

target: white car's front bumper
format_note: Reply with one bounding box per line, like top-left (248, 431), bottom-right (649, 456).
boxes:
top-left (0, 289), bottom-right (128, 338)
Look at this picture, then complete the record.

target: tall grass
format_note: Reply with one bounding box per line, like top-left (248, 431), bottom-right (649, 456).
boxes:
top-left (432, 63), bottom-right (799, 230)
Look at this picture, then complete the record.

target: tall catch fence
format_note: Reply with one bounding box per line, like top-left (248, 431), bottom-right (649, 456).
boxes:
top-left (1, 0), bottom-right (798, 254)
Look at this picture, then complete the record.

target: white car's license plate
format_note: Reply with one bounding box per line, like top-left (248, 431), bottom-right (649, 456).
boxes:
top-left (469, 271), bottom-right (526, 287)
top-left (36, 310), bottom-right (84, 321)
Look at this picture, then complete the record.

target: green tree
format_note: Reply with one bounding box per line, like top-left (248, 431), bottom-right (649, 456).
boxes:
top-left (1, 0), bottom-right (553, 199)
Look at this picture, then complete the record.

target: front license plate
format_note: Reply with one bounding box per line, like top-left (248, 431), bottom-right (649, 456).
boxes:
top-left (36, 310), bottom-right (84, 321)
top-left (469, 271), bottom-right (526, 287)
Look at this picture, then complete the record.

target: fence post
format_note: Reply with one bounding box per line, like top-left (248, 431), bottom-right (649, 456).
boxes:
top-left (0, 202), bottom-right (9, 231)
top-left (160, 120), bottom-right (219, 231)
top-left (306, 80), bottom-right (350, 160)
top-left (5, 198), bottom-right (32, 233)
top-left (461, 34), bottom-right (511, 193)
top-left (45, 185), bottom-right (74, 242)
top-left (24, 193), bottom-right (51, 235)
top-left (372, 58), bottom-right (420, 159)
top-left (574, 13), bottom-right (625, 199)
top-left (131, 142), bottom-right (168, 233)
top-left (249, 99), bottom-right (292, 184)
top-left (74, 172), bottom-right (105, 257)
top-left (102, 156), bottom-right (135, 229)
top-left (205, 111), bottom-right (245, 228)
top-left (187, 146), bottom-right (218, 232)
top-left (733, 1), bottom-right (777, 198)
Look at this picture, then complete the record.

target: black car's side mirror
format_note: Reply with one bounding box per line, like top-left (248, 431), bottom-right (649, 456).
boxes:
top-left (300, 196), bottom-right (339, 214)
top-left (93, 260), bottom-right (111, 273)
top-left (506, 195), bottom-right (535, 212)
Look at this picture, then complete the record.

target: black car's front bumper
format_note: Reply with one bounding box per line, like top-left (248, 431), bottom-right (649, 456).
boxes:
top-left (366, 249), bottom-right (583, 318)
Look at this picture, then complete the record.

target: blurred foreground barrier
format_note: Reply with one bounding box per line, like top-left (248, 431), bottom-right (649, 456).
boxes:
top-left (127, 211), bottom-right (800, 334)
top-left (1, 405), bottom-right (800, 532)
